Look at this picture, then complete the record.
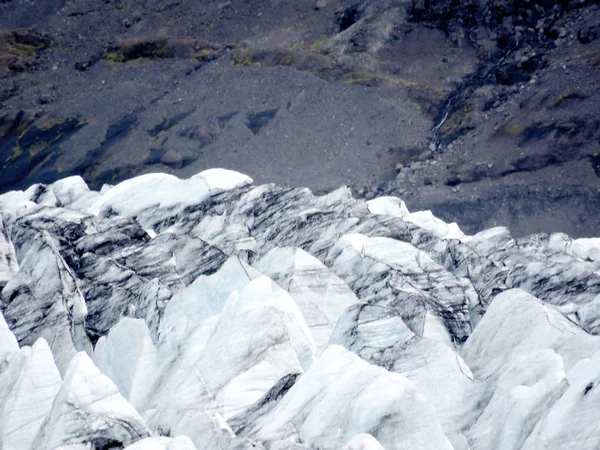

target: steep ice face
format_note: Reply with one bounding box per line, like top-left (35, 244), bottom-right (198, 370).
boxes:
top-left (462, 289), bottom-right (600, 374)
top-left (521, 349), bottom-right (600, 450)
top-left (0, 339), bottom-right (61, 450)
top-left (159, 255), bottom-right (262, 342)
top-left (571, 238), bottom-right (600, 262)
top-left (367, 197), bottom-right (467, 241)
top-left (467, 349), bottom-right (566, 450)
top-left (462, 289), bottom-right (600, 450)
top-left (404, 210), bottom-right (467, 241)
top-left (341, 434), bottom-right (385, 450)
top-left (139, 276), bottom-right (312, 445)
top-left (2, 224), bottom-right (88, 374)
top-left (367, 196), bottom-right (410, 218)
top-left (89, 169), bottom-right (252, 229)
top-left (93, 318), bottom-right (159, 409)
top-left (329, 302), bottom-right (480, 445)
top-left (35, 352), bottom-right (151, 450)
top-left (249, 345), bottom-right (454, 450)
top-left (123, 436), bottom-right (197, 450)
top-left (1, 169), bottom-right (599, 449)
top-left (49, 176), bottom-right (102, 212)
top-left (0, 215), bottom-right (18, 286)
top-left (0, 310), bottom-right (18, 371)
top-left (326, 233), bottom-right (472, 343)
top-left (464, 229), bottom-right (600, 334)
top-left (256, 246), bottom-right (359, 351)
top-left (0, 190), bottom-right (37, 222)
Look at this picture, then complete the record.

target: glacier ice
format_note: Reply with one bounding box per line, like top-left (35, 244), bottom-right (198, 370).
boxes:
top-left (123, 436), bottom-right (197, 450)
top-left (93, 317), bottom-right (159, 410)
top-left (159, 255), bottom-right (262, 341)
top-left (35, 351), bottom-right (151, 450)
top-left (89, 169), bottom-right (252, 229)
top-left (366, 196), bottom-right (410, 218)
top-left (256, 246), bottom-right (359, 351)
top-left (461, 289), bottom-right (600, 450)
top-left (0, 338), bottom-right (61, 450)
top-left (329, 302), bottom-right (479, 446)
top-left (248, 345), bottom-right (453, 450)
top-left (0, 309), bottom-right (18, 370)
top-left (341, 434), bottom-right (385, 450)
top-left (325, 233), bottom-right (472, 343)
top-left (0, 169), bottom-right (599, 449)
top-left (49, 176), bottom-right (102, 212)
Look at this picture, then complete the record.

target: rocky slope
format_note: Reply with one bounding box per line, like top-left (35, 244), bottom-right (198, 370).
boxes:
top-left (1, 0), bottom-right (599, 237)
top-left (1, 168), bottom-right (599, 449)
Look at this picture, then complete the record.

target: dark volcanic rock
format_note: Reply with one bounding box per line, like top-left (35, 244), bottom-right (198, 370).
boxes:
top-left (0, 0), bottom-right (599, 238)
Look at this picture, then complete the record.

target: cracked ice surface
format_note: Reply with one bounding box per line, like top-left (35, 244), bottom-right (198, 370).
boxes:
top-left (0, 169), bottom-right (599, 449)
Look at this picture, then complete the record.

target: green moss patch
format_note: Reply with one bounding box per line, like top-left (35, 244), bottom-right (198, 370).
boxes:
top-left (550, 91), bottom-right (588, 108)
top-left (0, 29), bottom-right (49, 76)
top-left (439, 103), bottom-right (475, 137)
top-left (105, 36), bottom-right (224, 64)
top-left (0, 115), bottom-right (88, 191)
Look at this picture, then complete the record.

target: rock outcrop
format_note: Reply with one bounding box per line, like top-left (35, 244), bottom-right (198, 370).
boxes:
top-left (1, 0), bottom-right (599, 237)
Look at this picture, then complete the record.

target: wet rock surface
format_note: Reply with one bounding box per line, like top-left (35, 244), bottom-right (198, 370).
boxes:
top-left (0, 0), bottom-right (599, 237)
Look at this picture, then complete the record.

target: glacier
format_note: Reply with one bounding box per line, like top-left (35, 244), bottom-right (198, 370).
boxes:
top-left (0, 168), bottom-right (599, 450)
